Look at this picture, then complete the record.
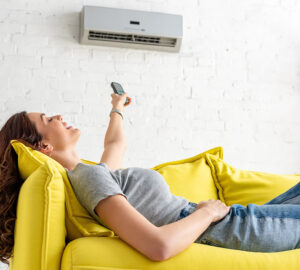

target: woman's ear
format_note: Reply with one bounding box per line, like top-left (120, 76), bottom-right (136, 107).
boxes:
top-left (39, 142), bottom-right (54, 156)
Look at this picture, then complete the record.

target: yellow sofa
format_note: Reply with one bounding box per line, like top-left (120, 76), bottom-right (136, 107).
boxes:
top-left (8, 140), bottom-right (300, 270)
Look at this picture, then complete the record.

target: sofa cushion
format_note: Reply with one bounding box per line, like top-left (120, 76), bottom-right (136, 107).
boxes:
top-left (10, 160), bottom-right (66, 270)
top-left (205, 153), bottom-right (300, 206)
top-left (151, 146), bottom-right (223, 202)
top-left (10, 140), bottom-right (115, 243)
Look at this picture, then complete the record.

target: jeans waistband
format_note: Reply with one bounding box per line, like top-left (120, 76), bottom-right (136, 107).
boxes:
top-left (177, 202), bottom-right (198, 221)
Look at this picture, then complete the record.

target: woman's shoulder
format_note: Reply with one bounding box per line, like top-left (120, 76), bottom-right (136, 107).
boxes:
top-left (66, 162), bottom-right (109, 179)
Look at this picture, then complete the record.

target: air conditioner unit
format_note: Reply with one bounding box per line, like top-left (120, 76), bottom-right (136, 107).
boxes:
top-left (80, 6), bottom-right (183, 53)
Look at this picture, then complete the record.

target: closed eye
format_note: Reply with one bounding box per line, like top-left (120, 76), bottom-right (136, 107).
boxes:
top-left (48, 118), bottom-right (53, 122)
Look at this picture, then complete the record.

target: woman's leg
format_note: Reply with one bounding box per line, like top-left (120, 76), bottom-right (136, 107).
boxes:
top-left (195, 181), bottom-right (300, 252)
top-left (177, 182), bottom-right (300, 252)
top-left (264, 181), bottom-right (300, 205)
top-left (195, 203), bottom-right (300, 252)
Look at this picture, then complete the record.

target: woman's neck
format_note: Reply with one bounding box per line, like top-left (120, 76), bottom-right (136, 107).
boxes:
top-left (51, 147), bottom-right (82, 171)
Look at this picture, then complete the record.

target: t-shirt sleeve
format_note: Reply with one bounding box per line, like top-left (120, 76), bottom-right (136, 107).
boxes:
top-left (67, 162), bottom-right (127, 220)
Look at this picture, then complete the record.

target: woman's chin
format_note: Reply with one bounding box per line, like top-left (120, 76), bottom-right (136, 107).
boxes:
top-left (74, 128), bottom-right (81, 136)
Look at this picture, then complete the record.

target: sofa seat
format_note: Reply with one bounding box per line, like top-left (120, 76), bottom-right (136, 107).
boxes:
top-left (61, 236), bottom-right (300, 270)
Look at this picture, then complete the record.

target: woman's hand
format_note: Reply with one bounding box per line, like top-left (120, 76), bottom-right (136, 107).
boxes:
top-left (111, 92), bottom-right (132, 111)
top-left (196, 199), bottom-right (231, 223)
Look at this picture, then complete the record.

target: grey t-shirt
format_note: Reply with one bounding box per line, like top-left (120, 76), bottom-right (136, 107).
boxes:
top-left (66, 162), bottom-right (189, 229)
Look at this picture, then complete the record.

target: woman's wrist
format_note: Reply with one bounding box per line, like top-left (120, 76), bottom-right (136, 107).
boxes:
top-left (196, 207), bottom-right (214, 223)
top-left (112, 106), bottom-right (124, 112)
top-left (110, 108), bottom-right (123, 120)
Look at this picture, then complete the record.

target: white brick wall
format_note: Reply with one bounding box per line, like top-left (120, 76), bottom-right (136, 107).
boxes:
top-left (1, 0), bottom-right (300, 268)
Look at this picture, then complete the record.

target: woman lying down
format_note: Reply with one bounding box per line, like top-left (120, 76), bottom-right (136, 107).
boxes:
top-left (0, 92), bottom-right (300, 264)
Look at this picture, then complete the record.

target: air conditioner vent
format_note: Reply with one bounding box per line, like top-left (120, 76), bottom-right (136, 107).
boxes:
top-left (88, 31), bottom-right (177, 47)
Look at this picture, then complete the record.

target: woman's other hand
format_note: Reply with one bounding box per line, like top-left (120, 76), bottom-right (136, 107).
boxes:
top-left (196, 199), bottom-right (231, 223)
top-left (111, 92), bottom-right (131, 111)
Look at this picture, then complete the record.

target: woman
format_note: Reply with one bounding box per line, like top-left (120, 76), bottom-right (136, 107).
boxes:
top-left (0, 92), bottom-right (300, 265)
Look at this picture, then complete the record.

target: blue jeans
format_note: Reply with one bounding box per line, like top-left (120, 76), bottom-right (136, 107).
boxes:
top-left (176, 181), bottom-right (300, 252)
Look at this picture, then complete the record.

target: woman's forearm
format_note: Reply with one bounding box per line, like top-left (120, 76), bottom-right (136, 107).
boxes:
top-left (158, 207), bottom-right (214, 260)
top-left (104, 110), bottom-right (126, 147)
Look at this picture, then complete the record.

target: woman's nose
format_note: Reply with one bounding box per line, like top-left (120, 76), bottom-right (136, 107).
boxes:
top-left (55, 115), bottom-right (63, 121)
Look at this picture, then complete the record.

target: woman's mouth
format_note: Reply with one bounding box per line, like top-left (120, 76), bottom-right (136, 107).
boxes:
top-left (63, 121), bottom-right (73, 129)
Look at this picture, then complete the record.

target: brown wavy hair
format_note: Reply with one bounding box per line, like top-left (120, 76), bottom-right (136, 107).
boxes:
top-left (0, 111), bottom-right (44, 265)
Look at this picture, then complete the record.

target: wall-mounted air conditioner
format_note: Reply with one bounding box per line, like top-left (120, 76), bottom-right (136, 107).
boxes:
top-left (80, 6), bottom-right (183, 53)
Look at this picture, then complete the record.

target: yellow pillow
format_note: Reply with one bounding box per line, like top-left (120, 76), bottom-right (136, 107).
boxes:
top-left (10, 140), bottom-right (115, 242)
top-left (11, 159), bottom-right (65, 270)
top-left (151, 146), bottom-right (224, 203)
top-left (205, 153), bottom-right (300, 206)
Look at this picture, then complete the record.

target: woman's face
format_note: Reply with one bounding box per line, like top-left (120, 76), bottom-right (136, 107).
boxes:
top-left (27, 112), bottom-right (81, 153)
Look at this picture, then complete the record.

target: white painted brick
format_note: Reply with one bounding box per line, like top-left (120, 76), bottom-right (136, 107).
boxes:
top-left (0, 9), bottom-right (9, 22)
top-left (13, 34), bottom-right (48, 56)
top-left (56, 77), bottom-right (85, 92)
top-left (144, 52), bottom-right (163, 65)
top-left (0, 35), bottom-right (17, 55)
top-left (41, 56), bottom-right (77, 68)
top-left (47, 31), bottom-right (80, 47)
top-left (72, 48), bottom-right (91, 59)
top-left (140, 66), bottom-right (180, 84)
top-left (4, 55), bottom-right (41, 69)
top-left (246, 48), bottom-right (298, 84)
top-left (4, 96), bottom-right (28, 112)
top-left (44, 12), bottom-right (80, 26)
top-left (85, 81), bottom-right (106, 97)
top-left (59, 69), bottom-right (106, 83)
top-left (111, 50), bottom-right (131, 62)
top-left (183, 65), bottom-right (216, 86)
top-left (0, 22), bottom-right (25, 34)
top-left (82, 96), bottom-right (110, 115)
top-left (32, 66), bottom-right (59, 78)
top-left (62, 91), bottom-right (84, 102)
top-left (114, 62), bottom-right (143, 73)
top-left (52, 47), bottom-right (73, 58)
top-left (36, 47), bottom-right (55, 57)
top-left (6, 10), bottom-right (44, 25)
top-left (91, 49), bottom-right (113, 62)
top-left (161, 54), bottom-right (180, 65)
top-left (26, 23), bottom-right (71, 37)
top-left (191, 83), bottom-right (223, 99)
top-left (79, 59), bottom-right (115, 73)
top-left (125, 51), bottom-right (145, 63)
top-left (45, 101), bottom-right (82, 114)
